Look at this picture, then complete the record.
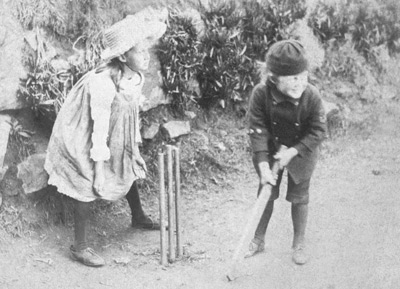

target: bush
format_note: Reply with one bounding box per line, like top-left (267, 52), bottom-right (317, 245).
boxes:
top-left (14, 0), bottom-right (129, 121)
top-left (309, 0), bottom-right (400, 67)
top-left (157, 0), bottom-right (307, 111)
top-left (156, 8), bottom-right (203, 115)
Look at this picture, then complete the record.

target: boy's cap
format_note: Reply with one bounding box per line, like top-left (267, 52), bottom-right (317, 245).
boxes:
top-left (101, 12), bottom-right (166, 61)
top-left (266, 39), bottom-right (308, 76)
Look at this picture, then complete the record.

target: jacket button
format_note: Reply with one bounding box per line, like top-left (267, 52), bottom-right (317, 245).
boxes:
top-left (273, 121), bottom-right (277, 125)
top-left (275, 137), bottom-right (279, 141)
top-left (295, 123), bottom-right (299, 127)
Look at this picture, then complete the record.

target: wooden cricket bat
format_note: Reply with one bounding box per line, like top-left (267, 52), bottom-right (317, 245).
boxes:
top-left (226, 149), bottom-right (284, 281)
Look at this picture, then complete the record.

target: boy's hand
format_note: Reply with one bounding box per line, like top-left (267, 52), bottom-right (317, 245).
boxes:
top-left (258, 161), bottom-right (276, 186)
top-left (274, 147), bottom-right (298, 169)
top-left (94, 161), bottom-right (105, 196)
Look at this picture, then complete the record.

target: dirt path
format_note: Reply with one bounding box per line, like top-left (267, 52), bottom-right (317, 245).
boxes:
top-left (1, 99), bottom-right (400, 289)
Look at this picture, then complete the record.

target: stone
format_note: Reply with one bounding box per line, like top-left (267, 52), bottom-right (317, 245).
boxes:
top-left (0, 4), bottom-right (27, 111)
top-left (334, 84), bottom-right (354, 99)
top-left (142, 84), bottom-right (171, 112)
top-left (17, 153), bottom-right (49, 194)
top-left (321, 99), bottom-right (339, 116)
top-left (184, 111), bottom-right (197, 119)
top-left (0, 115), bottom-right (11, 168)
top-left (142, 123), bottom-right (160, 140)
top-left (162, 120), bottom-right (191, 139)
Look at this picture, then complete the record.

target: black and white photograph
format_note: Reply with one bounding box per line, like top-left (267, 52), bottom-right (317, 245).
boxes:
top-left (0, 0), bottom-right (399, 288)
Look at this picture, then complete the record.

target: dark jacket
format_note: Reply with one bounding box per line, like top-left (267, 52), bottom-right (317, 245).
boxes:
top-left (248, 81), bottom-right (327, 183)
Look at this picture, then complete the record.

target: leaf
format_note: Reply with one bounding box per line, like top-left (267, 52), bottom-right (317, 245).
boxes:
top-left (18, 131), bottom-right (33, 138)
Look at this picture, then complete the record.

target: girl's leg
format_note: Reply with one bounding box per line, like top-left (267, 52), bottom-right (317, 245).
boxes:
top-left (125, 181), bottom-right (145, 220)
top-left (126, 182), bottom-right (160, 230)
top-left (70, 200), bottom-right (105, 267)
top-left (73, 200), bottom-right (90, 251)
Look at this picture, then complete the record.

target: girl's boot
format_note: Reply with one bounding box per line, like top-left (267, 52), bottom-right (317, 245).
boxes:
top-left (70, 200), bottom-right (105, 267)
top-left (126, 182), bottom-right (161, 230)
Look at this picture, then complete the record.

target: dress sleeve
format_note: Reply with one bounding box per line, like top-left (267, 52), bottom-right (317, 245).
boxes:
top-left (88, 72), bottom-right (116, 161)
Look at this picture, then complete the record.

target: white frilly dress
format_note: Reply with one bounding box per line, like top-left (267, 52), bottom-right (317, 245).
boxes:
top-left (45, 67), bottom-right (146, 202)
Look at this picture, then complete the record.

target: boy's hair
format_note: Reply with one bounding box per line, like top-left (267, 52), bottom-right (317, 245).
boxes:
top-left (257, 61), bottom-right (278, 84)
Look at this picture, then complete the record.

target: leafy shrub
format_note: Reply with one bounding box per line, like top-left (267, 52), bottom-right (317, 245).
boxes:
top-left (156, 8), bottom-right (203, 115)
top-left (13, 0), bottom-right (129, 121)
top-left (241, 0), bottom-right (307, 60)
top-left (8, 119), bottom-right (35, 162)
top-left (196, 0), bottom-right (247, 108)
top-left (309, 0), bottom-right (400, 67)
top-left (157, 0), bottom-right (307, 111)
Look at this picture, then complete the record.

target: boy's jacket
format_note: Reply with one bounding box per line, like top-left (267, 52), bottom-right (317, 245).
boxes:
top-left (248, 81), bottom-right (327, 183)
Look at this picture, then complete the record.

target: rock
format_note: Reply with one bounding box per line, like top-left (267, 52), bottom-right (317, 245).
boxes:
top-left (142, 123), bottom-right (160, 140)
top-left (322, 99), bottom-right (339, 116)
top-left (219, 130), bottom-right (228, 138)
top-left (0, 4), bottom-right (28, 111)
top-left (184, 111), bottom-right (197, 119)
top-left (380, 85), bottom-right (397, 100)
top-left (162, 121), bottom-right (191, 139)
top-left (215, 142), bottom-right (227, 151)
top-left (142, 85), bottom-right (171, 111)
top-left (334, 84), bottom-right (354, 99)
top-left (0, 115), bottom-right (11, 168)
top-left (17, 153), bottom-right (49, 194)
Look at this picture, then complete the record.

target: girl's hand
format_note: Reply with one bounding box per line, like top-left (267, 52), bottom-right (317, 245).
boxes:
top-left (94, 161), bottom-right (105, 196)
top-left (134, 155), bottom-right (148, 173)
top-left (274, 147), bottom-right (298, 169)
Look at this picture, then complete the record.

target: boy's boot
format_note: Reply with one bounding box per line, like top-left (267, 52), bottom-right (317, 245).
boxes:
top-left (292, 244), bottom-right (308, 265)
top-left (70, 201), bottom-right (105, 267)
top-left (126, 182), bottom-right (161, 230)
top-left (245, 238), bottom-right (265, 258)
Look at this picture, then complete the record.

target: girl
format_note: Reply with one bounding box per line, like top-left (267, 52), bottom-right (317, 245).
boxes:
top-left (45, 14), bottom-right (166, 267)
top-left (246, 40), bottom-right (326, 265)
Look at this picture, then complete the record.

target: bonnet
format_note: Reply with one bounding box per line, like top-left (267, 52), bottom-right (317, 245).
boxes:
top-left (101, 9), bottom-right (167, 61)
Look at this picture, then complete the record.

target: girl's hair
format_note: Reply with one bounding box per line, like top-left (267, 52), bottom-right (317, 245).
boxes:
top-left (95, 58), bottom-right (124, 91)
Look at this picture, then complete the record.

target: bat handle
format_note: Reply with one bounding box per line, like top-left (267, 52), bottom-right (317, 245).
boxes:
top-left (270, 144), bottom-right (287, 181)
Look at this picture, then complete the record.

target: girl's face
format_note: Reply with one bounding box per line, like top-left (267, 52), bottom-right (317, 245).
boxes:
top-left (276, 70), bottom-right (309, 99)
top-left (121, 43), bottom-right (150, 71)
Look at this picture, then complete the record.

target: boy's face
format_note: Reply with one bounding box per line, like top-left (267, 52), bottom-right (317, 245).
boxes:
top-left (122, 43), bottom-right (150, 71)
top-left (276, 71), bottom-right (308, 99)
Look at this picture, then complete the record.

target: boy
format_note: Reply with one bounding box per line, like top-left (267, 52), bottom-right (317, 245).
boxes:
top-left (247, 39), bottom-right (326, 264)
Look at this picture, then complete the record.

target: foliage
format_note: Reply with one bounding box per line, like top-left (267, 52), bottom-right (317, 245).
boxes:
top-left (13, 0), bottom-right (129, 121)
top-left (156, 8), bottom-right (203, 115)
top-left (18, 29), bottom-right (67, 121)
top-left (13, 0), bottom-right (400, 121)
top-left (8, 119), bottom-right (35, 162)
top-left (157, 0), bottom-right (307, 111)
top-left (309, 0), bottom-right (400, 69)
top-left (196, 0), bottom-right (247, 109)
top-left (321, 36), bottom-right (367, 82)
top-left (241, 0), bottom-right (307, 60)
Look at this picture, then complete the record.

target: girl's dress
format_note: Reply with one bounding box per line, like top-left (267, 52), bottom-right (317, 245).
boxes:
top-left (45, 67), bottom-right (146, 202)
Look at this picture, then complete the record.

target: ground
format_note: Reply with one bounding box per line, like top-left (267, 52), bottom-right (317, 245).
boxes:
top-left (1, 97), bottom-right (400, 289)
